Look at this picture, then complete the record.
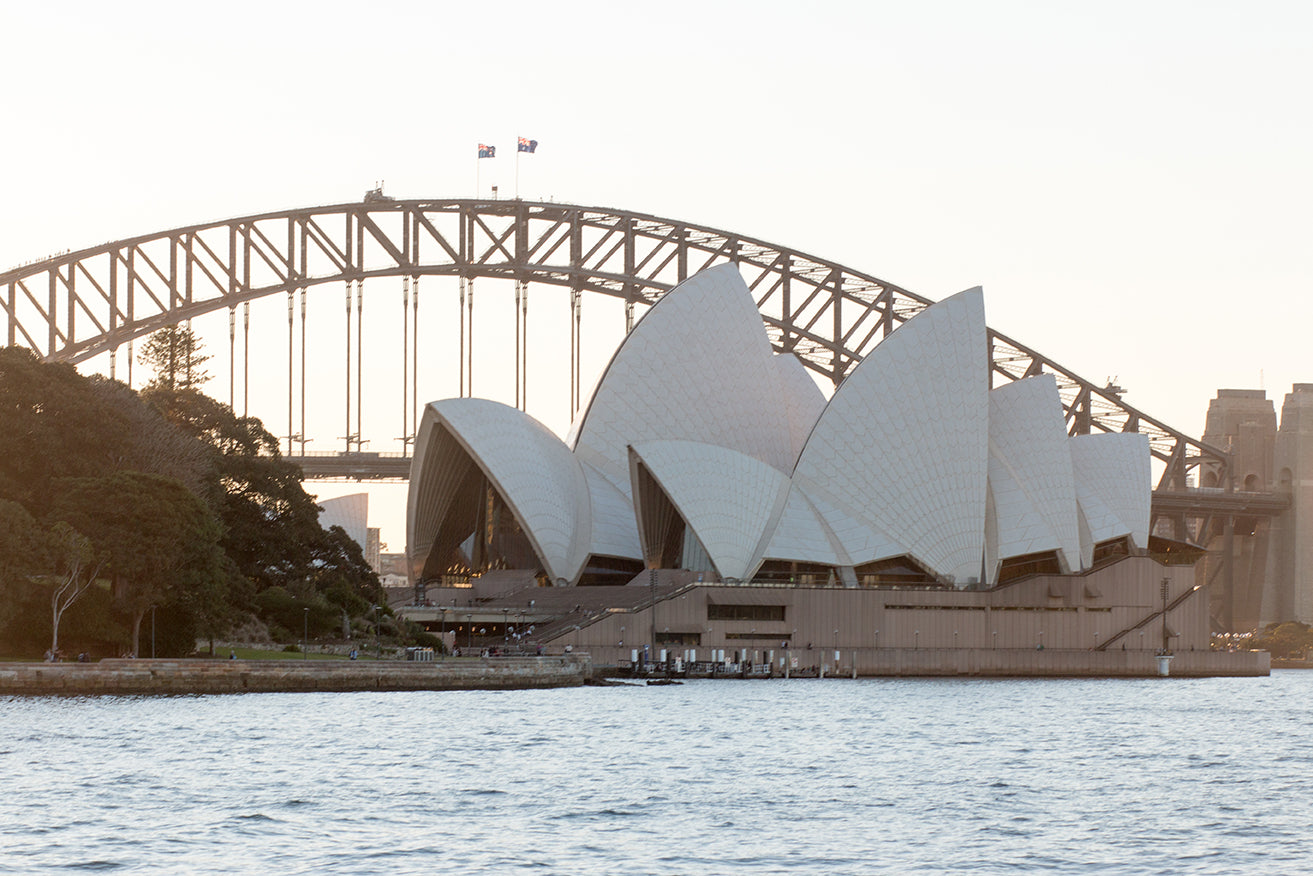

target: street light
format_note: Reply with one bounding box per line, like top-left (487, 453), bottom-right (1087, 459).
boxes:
top-left (503, 608), bottom-right (509, 647)
top-left (303, 607), bottom-right (309, 659)
top-left (151, 606), bottom-right (156, 659)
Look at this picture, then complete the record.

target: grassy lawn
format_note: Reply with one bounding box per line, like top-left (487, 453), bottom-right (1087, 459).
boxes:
top-left (219, 647), bottom-right (356, 661)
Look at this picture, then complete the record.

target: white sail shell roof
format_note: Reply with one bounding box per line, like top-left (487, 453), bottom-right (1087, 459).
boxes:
top-left (1069, 432), bottom-right (1152, 551)
top-left (410, 399), bottom-right (593, 584)
top-left (629, 440), bottom-right (792, 581)
top-left (568, 264), bottom-right (797, 496)
top-left (581, 461), bottom-right (643, 561)
top-left (987, 375), bottom-right (1082, 574)
top-left (319, 493), bottom-right (369, 552)
top-left (762, 486), bottom-right (846, 566)
top-left (792, 288), bottom-right (989, 582)
top-left (773, 352), bottom-right (828, 466)
top-left (407, 265), bottom-right (1152, 592)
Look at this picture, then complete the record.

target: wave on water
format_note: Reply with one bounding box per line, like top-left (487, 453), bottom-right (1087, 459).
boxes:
top-left (3, 676), bottom-right (1312, 875)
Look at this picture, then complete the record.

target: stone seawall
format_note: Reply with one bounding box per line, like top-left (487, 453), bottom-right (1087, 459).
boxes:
top-left (0, 656), bottom-right (591, 696)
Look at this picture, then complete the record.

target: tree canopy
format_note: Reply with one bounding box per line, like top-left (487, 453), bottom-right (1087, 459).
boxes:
top-left (137, 324), bottom-right (211, 391)
top-left (0, 329), bottom-right (387, 659)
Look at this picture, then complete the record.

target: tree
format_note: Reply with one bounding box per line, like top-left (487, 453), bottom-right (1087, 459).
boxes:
top-left (50, 471), bottom-right (226, 657)
top-left (1252, 622), bottom-right (1313, 659)
top-left (137, 324), bottom-right (211, 391)
top-left (0, 347), bottom-right (132, 509)
top-left (44, 522), bottom-right (104, 655)
top-left (89, 377), bottom-right (211, 495)
top-left (0, 499), bottom-right (43, 634)
top-left (142, 386), bottom-right (330, 593)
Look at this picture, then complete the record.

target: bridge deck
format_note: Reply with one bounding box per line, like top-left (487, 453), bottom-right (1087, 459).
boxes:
top-left (292, 453), bottom-right (411, 480)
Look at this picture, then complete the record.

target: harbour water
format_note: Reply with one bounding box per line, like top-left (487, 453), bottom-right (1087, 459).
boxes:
top-left (2, 671), bottom-right (1310, 874)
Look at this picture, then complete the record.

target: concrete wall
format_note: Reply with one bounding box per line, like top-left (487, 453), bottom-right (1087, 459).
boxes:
top-left (0, 656), bottom-right (590, 696)
top-left (551, 557), bottom-right (1264, 675)
top-left (778, 647), bottom-right (1266, 677)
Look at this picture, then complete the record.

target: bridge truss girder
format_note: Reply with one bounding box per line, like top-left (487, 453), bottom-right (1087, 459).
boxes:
top-left (2, 197), bottom-right (1231, 502)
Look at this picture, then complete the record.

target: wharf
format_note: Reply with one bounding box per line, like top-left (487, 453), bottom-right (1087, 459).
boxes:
top-left (610, 648), bottom-right (1269, 679)
top-left (0, 655), bottom-right (591, 696)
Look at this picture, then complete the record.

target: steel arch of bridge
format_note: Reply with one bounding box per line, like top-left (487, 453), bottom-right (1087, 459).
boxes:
top-left (1, 197), bottom-right (1228, 492)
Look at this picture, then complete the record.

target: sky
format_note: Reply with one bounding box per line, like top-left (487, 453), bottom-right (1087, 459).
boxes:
top-left (3, 0), bottom-right (1311, 550)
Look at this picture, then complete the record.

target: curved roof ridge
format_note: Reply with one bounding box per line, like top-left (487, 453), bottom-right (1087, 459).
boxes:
top-left (420, 399), bottom-right (592, 584)
top-left (793, 287), bottom-right (989, 582)
top-left (987, 374), bottom-right (1082, 572)
top-left (569, 264), bottom-right (797, 495)
top-left (628, 439), bottom-right (793, 581)
top-left (1069, 432), bottom-right (1151, 549)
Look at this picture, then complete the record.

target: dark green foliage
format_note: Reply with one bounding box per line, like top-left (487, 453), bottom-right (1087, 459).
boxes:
top-left (254, 586), bottom-right (341, 643)
top-left (0, 499), bottom-right (42, 592)
top-left (0, 578), bottom-right (129, 659)
top-left (137, 324), bottom-right (211, 392)
top-left (0, 347), bottom-right (132, 511)
top-left (1, 332), bottom-right (386, 659)
top-left (1252, 621), bottom-right (1313, 659)
top-left (49, 471), bottom-right (227, 656)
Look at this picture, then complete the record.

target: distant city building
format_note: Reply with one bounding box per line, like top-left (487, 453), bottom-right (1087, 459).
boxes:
top-left (1269, 385), bottom-right (1313, 624)
top-left (1195, 385), bottom-right (1313, 629)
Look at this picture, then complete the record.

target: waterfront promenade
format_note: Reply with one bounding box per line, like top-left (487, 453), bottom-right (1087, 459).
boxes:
top-left (0, 655), bottom-right (591, 695)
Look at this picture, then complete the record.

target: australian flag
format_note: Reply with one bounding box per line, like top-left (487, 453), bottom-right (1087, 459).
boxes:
top-left (517, 137), bottom-right (538, 154)
top-left (478, 143), bottom-right (495, 159)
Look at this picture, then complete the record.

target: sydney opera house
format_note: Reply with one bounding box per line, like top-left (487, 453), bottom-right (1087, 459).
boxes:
top-left (405, 265), bottom-right (1262, 675)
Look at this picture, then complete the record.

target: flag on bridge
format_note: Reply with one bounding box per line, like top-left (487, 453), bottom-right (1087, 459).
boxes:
top-left (478, 143), bottom-right (496, 158)
top-left (517, 137), bottom-right (538, 154)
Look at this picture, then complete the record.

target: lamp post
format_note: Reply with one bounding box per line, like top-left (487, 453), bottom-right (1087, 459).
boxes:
top-left (151, 606), bottom-right (156, 659)
top-left (502, 608), bottom-right (509, 648)
top-left (992, 630), bottom-right (997, 650)
top-left (914, 629), bottom-right (919, 650)
top-left (649, 568), bottom-right (658, 659)
top-left (302, 607), bottom-right (309, 659)
top-left (1160, 576), bottom-right (1171, 654)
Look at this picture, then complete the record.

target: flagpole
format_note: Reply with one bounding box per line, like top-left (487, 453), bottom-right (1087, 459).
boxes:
top-left (515, 140), bottom-right (520, 199)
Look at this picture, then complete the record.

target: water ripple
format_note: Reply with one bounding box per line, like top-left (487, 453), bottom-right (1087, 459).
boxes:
top-left (2, 675), bottom-right (1312, 873)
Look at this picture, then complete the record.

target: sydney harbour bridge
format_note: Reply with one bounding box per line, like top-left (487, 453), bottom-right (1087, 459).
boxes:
top-left (0, 196), bottom-right (1288, 627)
